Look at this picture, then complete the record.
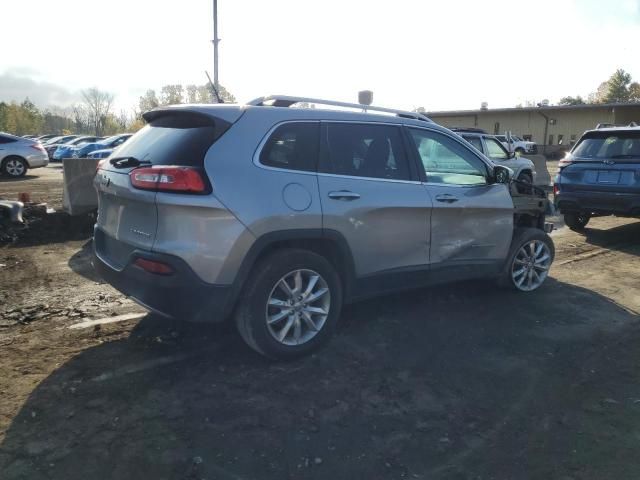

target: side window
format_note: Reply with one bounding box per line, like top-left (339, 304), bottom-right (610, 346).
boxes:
top-left (484, 138), bottom-right (509, 159)
top-left (409, 128), bottom-right (488, 186)
top-left (260, 122), bottom-right (319, 172)
top-left (0, 135), bottom-right (17, 144)
top-left (323, 123), bottom-right (411, 180)
top-left (463, 135), bottom-right (483, 153)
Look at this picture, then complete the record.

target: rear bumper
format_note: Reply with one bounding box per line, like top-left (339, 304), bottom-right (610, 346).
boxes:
top-left (92, 230), bottom-right (233, 323)
top-left (555, 190), bottom-right (640, 216)
top-left (26, 154), bottom-right (49, 168)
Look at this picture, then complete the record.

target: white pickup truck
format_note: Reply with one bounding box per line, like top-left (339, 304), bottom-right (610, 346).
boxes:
top-left (495, 134), bottom-right (538, 155)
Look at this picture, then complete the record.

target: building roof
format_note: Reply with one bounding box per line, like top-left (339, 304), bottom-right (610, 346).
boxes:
top-left (427, 102), bottom-right (640, 116)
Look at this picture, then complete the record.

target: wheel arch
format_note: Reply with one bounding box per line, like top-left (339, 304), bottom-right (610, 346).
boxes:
top-left (225, 229), bottom-right (356, 316)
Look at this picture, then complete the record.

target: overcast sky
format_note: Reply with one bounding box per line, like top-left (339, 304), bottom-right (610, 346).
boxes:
top-left (1, 0), bottom-right (639, 113)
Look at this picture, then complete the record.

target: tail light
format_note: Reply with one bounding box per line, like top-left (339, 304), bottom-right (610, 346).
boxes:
top-left (553, 183), bottom-right (560, 195)
top-left (133, 258), bottom-right (174, 275)
top-left (129, 166), bottom-right (206, 193)
top-left (30, 144), bottom-right (46, 153)
top-left (558, 158), bottom-right (573, 168)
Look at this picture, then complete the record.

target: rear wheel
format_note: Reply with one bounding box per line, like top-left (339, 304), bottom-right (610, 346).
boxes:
top-left (564, 212), bottom-right (591, 231)
top-left (235, 249), bottom-right (342, 359)
top-left (501, 228), bottom-right (555, 292)
top-left (516, 171), bottom-right (533, 194)
top-left (2, 157), bottom-right (27, 178)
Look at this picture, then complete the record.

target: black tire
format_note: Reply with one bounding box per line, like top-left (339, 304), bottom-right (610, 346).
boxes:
top-left (1, 156), bottom-right (27, 178)
top-left (234, 248), bottom-right (343, 360)
top-left (564, 212), bottom-right (591, 232)
top-left (516, 171), bottom-right (533, 194)
top-left (499, 228), bottom-right (555, 291)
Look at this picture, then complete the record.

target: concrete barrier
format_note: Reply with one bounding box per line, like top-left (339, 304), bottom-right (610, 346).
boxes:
top-left (62, 158), bottom-right (100, 215)
top-left (525, 154), bottom-right (552, 186)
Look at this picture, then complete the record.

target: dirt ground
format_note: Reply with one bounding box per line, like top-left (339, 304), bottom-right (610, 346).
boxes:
top-left (1, 165), bottom-right (640, 480)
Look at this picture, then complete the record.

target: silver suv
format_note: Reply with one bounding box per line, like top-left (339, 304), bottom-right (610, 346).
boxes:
top-left (93, 96), bottom-right (554, 359)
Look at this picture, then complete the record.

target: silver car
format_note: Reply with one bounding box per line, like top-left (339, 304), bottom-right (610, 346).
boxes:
top-left (93, 96), bottom-right (554, 359)
top-left (0, 132), bottom-right (49, 177)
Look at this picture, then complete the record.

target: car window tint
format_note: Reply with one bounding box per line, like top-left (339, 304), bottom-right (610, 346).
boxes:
top-left (323, 123), bottom-right (411, 180)
top-left (409, 128), bottom-right (488, 185)
top-left (485, 138), bottom-right (509, 159)
top-left (0, 135), bottom-right (18, 144)
top-left (463, 135), bottom-right (483, 152)
top-left (573, 131), bottom-right (640, 159)
top-left (260, 122), bottom-right (319, 172)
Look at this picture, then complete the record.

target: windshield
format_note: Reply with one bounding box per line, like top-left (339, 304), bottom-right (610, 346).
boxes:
top-left (573, 130), bottom-right (640, 159)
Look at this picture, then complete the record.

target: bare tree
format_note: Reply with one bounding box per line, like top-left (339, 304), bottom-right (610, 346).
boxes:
top-left (81, 88), bottom-right (115, 136)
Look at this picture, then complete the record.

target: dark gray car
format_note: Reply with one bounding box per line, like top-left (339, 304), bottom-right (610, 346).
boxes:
top-left (93, 96), bottom-right (554, 359)
top-left (554, 125), bottom-right (640, 231)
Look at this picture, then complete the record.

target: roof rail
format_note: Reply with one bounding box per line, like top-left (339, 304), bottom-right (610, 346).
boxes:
top-left (595, 123), bottom-right (619, 129)
top-left (247, 95), bottom-right (432, 122)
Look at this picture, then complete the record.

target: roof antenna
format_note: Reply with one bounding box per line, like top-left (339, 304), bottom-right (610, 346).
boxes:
top-left (205, 71), bottom-right (224, 104)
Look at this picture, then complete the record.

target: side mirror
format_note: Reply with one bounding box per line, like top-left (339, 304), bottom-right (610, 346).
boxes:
top-left (493, 165), bottom-right (513, 184)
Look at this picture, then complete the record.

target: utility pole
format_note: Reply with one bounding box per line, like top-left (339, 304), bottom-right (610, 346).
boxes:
top-left (212, 0), bottom-right (220, 93)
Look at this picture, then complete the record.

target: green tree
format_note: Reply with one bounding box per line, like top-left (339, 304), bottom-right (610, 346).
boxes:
top-left (558, 96), bottom-right (585, 106)
top-left (629, 82), bottom-right (640, 102)
top-left (160, 85), bottom-right (184, 105)
top-left (604, 69), bottom-right (633, 103)
top-left (138, 89), bottom-right (159, 113)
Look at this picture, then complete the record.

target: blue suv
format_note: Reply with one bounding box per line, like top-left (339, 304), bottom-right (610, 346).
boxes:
top-left (554, 124), bottom-right (640, 231)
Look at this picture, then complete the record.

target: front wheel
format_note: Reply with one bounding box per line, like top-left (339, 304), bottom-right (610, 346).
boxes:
top-left (501, 228), bottom-right (555, 292)
top-left (235, 249), bottom-right (343, 359)
top-left (516, 171), bottom-right (533, 194)
top-left (564, 212), bottom-right (591, 231)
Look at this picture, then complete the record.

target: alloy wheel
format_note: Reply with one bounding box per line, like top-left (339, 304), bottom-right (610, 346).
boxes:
top-left (511, 240), bottom-right (552, 291)
top-left (5, 159), bottom-right (25, 177)
top-left (265, 269), bottom-right (330, 346)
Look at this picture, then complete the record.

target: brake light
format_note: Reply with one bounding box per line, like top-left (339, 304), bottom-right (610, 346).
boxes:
top-left (129, 166), bottom-right (206, 193)
top-left (30, 144), bottom-right (46, 153)
top-left (134, 258), bottom-right (174, 275)
top-left (553, 183), bottom-right (560, 195)
top-left (558, 158), bottom-right (573, 168)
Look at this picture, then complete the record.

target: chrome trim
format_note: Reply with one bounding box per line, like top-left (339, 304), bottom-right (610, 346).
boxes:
top-left (318, 172), bottom-right (422, 185)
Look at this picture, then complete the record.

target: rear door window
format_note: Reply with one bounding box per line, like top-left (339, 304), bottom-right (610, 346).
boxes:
top-left (113, 113), bottom-right (223, 167)
top-left (321, 123), bottom-right (411, 181)
top-left (259, 122), bottom-right (319, 172)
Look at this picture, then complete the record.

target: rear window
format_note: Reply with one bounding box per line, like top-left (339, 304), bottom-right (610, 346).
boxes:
top-left (573, 130), bottom-right (640, 160)
top-left (114, 113), bottom-right (222, 167)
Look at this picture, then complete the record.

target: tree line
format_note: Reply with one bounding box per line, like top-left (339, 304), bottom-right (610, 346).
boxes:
top-left (0, 83), bottom-right (235, 137)
top-left (558, 69), bottom-right (640, 106)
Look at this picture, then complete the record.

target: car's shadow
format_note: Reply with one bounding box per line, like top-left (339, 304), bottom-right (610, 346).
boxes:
top-left (1, 278), bottom-right (638, 480)
top-left (67, 239), bottom-right (102, 282)
top-left (581, 218), bottom-right (640, 255)
top-left (0, 174), bottom-right (39, 182)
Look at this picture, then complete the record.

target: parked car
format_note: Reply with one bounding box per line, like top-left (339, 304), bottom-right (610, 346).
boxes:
top-left (22, 135), bottom-right (39, 139)
top-left (0, 132), bottom-right (49, 177)
top-left (87, 148), bottom-right (114, 159)
top-left (72, 134), bottom-right (131, 158)
top-left (495, 134), bottom-right (538, 155)
top-left (52, 136), bottom-right (103, 161)
top-left (451, 128), bottom-right (537, 185)
top-left (44, 135), bottom-right (82, 159)
top-left (554, 124), bottom-right (640, 231)
top-left (93, 96), bottom-right (554, 359)
top-left (36, 134), bottom-right (59, 143)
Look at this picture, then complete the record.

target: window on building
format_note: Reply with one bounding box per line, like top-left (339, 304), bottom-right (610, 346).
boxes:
top-left (523, 134), bottom-right (532, 141)
top-left (494, 122), bottom-right (500, 135)
top-left (548, 134), bottom-right (554, 145)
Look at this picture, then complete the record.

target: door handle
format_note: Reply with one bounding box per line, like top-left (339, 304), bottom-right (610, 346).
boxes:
top-left (435, 194), bottom-right (459, 203)
top-left (328, 190), bottom-right (361, 201)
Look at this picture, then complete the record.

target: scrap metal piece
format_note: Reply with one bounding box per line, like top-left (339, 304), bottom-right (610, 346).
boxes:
top-left (0, 200), bottom-right (24, 223)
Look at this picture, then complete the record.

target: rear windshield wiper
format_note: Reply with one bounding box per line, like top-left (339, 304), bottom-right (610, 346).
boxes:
top-left (109, 156), bottom-right (152, 169)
